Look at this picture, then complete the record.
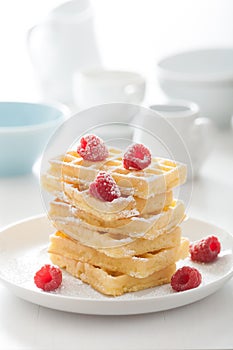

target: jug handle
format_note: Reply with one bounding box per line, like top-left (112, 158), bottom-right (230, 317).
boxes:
top-left (191, 117), bottom-right (216, 160)
top-left (27, 24), bottom-right (39, 58)
top-left (27, 22), bottom-right (50, 56)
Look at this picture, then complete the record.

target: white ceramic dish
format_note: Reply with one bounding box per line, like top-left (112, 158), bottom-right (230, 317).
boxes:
top-left (157, 48), bottom-right (233, 128)
top-left (0, 215), bottom-right (232, 315)
top-left (73, 69), bottom-right (145, 109)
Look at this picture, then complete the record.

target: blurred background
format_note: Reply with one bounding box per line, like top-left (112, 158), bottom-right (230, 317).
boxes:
top-left (0, 3), bottom-right (233, 344)
top-left (1, 0), bottom-right (233, 104)
top-left (0, 0), bottom-right (233, 227)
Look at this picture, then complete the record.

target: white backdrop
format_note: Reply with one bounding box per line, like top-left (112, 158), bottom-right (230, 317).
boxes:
top-left (0, 0), bottom-right (233, 102)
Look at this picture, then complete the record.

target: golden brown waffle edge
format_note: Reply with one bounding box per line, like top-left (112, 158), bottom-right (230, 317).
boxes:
top-left (50, 253), bottom-right (177, 296)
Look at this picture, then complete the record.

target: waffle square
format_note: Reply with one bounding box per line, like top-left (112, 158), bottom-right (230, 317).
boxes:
top-left (47, 148), bottom-right (187, 199)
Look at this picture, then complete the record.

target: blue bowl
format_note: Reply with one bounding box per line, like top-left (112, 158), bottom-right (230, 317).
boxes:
top-left (0, 102), bottom-right (68, 176)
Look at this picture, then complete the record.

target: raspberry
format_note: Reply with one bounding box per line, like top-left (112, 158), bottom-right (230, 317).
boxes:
top-left (89, 171), bottom-right (121, 202)
top-left (34, 264), bottom-right (62, 292)
top-left (77, 134), bottom-right (109, 161)
top-left (190, 235), bottom-right (221, 263)
top-left (171, 266), bottom-right (202, 292)
top-left (123, 143), bottom-right (151, 170)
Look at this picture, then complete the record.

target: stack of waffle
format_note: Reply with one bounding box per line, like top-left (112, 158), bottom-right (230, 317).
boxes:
top-left (42, 146), bottom-right (189, 296)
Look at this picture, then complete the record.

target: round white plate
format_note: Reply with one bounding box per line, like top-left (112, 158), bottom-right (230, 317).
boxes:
top-left (0, 215), bottom-right (232, 315)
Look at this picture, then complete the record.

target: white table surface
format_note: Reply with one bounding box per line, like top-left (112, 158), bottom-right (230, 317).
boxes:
top-left (0, 129), bottom-right (232, 350)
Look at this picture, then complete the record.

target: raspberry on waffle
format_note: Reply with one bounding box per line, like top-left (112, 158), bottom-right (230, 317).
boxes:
top-left (42, 171), bottom-right (174, 221)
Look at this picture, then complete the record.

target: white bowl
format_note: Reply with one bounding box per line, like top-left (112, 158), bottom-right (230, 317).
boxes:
top-left (157, 48), bottom-right (233, 128)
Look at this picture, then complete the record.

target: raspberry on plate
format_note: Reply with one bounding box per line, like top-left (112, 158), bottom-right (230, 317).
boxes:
top-left (171, 266), bottom-right (202, 292)
top-left (77, 134), bottom-right (109, 161)
top-left (89, 171), bottom-right (121, 202)
top-left (123, 143), bottom-right (151, 170)
top-left (34, 264), bottom-right (62, 292)
top-left (190, 235), bottom-right (221, 263)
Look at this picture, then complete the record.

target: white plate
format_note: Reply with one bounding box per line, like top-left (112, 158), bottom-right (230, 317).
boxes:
top-left (0, 215), bottom-right (232, 315)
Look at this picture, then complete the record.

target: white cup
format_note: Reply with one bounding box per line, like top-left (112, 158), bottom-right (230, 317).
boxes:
top-left (73, 69), bottom-right (146, 109)
top-left (133, 100), bottom-right (215, 178)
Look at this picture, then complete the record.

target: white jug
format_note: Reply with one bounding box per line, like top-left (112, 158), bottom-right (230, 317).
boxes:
top-left (27, 0), bottom-right (102, 105)
top-left (133, 100), bottom-right (215, 179)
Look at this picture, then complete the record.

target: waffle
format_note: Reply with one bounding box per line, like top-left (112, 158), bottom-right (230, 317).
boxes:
top-left (50, 253), bottom-right (177, 296)
top-left (98, 226), bottom-right (182, 258)
top-left (49, 199), bottom-right (185, 248)
top-left (54, 226), bottom-right (183, 259)
top-left (49, 231), bottom-right (189, 278)
top-left (43, 140), bottom-right (188, 296)
top-left (47, 148), bottom-right (187, 199)
top-left (42, 172), bottom-right (173, 220)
